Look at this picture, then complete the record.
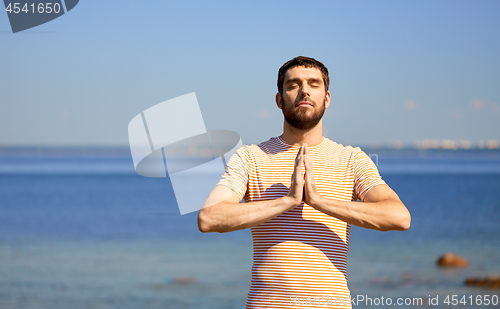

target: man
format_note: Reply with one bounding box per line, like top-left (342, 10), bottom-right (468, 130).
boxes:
top-left (198, 56), bottom-right (411, 308)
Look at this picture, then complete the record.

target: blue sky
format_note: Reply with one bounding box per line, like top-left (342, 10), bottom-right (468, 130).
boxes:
top-left (1, 0), bottom-right (499, 147)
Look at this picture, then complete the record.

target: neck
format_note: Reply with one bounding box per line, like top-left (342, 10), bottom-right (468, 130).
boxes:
top-left (280, 119), bottom-right (325, 146)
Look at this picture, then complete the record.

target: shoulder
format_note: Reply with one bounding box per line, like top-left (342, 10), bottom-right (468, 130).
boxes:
top-left (237, 136), bottom-right (282, 157)
top-left (321, 138), bottom-right (361, 158)
top-left (321, 139), bottom-right (377, 170)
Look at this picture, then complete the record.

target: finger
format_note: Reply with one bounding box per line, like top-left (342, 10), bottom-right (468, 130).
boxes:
top-left (303, 143), bottom-right (313, 172)
top-left (289, 145), bottom-right (305, 201)
top-left (301, 144), bottom-right (306, 178)
top-left (304, 144), bottom-right (316, 184)
top-left (292, 145), bottom-right (304, 184)
top-left (294, 144), bottom-right (303, 168)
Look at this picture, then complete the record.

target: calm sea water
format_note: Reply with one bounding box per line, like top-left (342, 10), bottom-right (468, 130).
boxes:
top-left (0, 148), bottom-right (499, 308)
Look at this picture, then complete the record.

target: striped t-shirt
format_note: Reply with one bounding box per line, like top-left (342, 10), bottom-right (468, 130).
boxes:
top-left (218, 136), bottom-right (386, 309)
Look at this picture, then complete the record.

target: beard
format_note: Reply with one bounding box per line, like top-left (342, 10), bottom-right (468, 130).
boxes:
top-left (281, 97), bottom-right (326, 131)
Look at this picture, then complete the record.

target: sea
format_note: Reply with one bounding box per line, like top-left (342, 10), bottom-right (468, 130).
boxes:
top-left (0, 147), bottom-right (499, 309)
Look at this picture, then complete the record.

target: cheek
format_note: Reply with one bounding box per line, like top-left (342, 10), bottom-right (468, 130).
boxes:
top-left (282, 94), bottom-right (295, 107)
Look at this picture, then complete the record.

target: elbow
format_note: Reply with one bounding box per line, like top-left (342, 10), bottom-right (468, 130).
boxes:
top-left (397, 210), bottom-right (411, 231)
top-left (197, 210), bottom-right (212, 233)
top-left (403, 213), bottom-right (411, 231)
top-left (390, 200), bottom-right (411, 231)
top-left (380, 207), bottom-right (411, 232)
top-left (198, 209), bottom-right (227, 233)
top-left (198, 221), bottom-right (211, 233)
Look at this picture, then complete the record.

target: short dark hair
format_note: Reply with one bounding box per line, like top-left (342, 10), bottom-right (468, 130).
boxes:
top-left (277, 56), bottom-right (329, 94)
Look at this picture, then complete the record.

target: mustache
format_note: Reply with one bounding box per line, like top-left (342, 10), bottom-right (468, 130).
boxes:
top-left (294, 97), bottom-right (316, 106)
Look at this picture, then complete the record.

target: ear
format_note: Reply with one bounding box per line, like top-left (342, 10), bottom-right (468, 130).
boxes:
top-left (276, 92), bottom-right (283, 109)
top-left (325, 90), bottom-right (331, 109)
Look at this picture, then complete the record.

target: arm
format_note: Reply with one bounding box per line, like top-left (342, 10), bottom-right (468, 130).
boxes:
top-left (303, 144), bottom-right (411, 231)
top-left (197, 185), bottom-right (297, 233)
top-left (198, 145), bottom-right (306, 233)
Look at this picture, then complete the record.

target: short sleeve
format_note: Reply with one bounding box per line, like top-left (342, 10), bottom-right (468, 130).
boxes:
top-left (217, 146), bottom-right (249, 201)
top-left (351, 148), bottom-right (386, 202)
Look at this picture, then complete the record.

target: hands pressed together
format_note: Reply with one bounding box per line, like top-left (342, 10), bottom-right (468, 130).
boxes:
top-left (287, 143), bottom-right (322, 208)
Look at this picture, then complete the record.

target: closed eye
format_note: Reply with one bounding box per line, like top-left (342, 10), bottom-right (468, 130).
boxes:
top-left (308, 79), bottom-right (322, 87)
top-left (285, 81), bottom-right (300, 89)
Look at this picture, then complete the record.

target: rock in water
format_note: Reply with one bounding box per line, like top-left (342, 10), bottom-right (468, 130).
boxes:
top-left (465, 276), bottom-right (500, 288)
top-left (174, 277), bottom-right (196, 285)
top-left (436, 252), bottom-right (469, 268)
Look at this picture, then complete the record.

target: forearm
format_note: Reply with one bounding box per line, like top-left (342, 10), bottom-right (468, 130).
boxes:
top-left (198, 196), bottom-right (296, 233)
top-left (309, 197), bottom-right (411, 231)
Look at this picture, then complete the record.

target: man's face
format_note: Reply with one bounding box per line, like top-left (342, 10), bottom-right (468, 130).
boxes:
top-left (277, 66), bottom-right (330, 131)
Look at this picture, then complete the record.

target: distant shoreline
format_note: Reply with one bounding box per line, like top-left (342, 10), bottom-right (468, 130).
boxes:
top-left (1, 145), bottom-right (500, 157)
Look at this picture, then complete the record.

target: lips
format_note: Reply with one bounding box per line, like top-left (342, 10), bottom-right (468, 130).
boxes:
top-left (296, 102), bottom-right (313, 107)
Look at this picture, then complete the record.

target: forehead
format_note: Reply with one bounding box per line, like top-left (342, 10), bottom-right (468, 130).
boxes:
top-left (284, 66), bottom-right (324, 82)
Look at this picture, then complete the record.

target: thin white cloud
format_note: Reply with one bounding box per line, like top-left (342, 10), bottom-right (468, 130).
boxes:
top-left (405, 100), bottom-right (418, 111)
top-left (470, 98), bottom-right (500, 115)
top-left (493, 103), bottom-right (500, 115)
top-left (253, 108), bottom-right (271, 119)
top-left (471, 99), bottom-right (485, 109)
top-left (446, 109), bottom-right (464, 120)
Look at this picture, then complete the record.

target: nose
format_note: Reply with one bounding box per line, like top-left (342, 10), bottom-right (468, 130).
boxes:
top-left (300, 84), bottom-right (310, 97)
